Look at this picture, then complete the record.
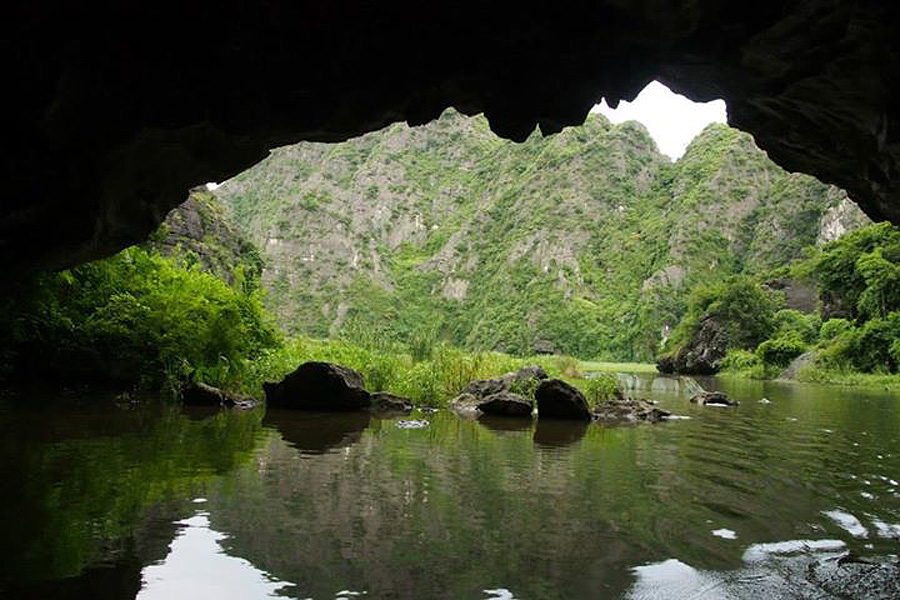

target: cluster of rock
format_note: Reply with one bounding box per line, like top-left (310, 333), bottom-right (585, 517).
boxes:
top-left (451, 365), bottom-right (669, 423)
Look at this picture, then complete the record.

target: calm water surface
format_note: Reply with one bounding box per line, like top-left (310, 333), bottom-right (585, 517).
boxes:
top-left (1, 376), bottom-right (899, 599)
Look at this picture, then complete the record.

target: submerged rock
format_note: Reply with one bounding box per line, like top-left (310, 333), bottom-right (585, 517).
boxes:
top-left (594, 392), bottom-right (670, 423)
top-left (182, 381), bottom-right (257, 409)
top-left (369, 392), bottom-right (413, 415)
top-left (263, 361), bottom-right (371, 410)
top-left (477, 391), bottom-right (533, 418)
top-left (690, 390), bottom-right (738, 407)
top-left (535, 379), bottom-right (592, 420)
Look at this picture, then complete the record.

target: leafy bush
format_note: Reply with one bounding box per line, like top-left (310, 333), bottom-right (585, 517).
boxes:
top-left (773, 309), bottom-right (820, 344)
top-left (819, 318), bottom-right (852, 341)
top-left (662, 276), bottom-right (778, 356)
top-left (756, 334), bottom-right (808, 367)
top-left (2, 247), bottom-right (279, 390)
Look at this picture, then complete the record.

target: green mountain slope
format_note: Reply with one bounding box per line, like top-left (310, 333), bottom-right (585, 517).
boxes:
top-left (215, 109), bottom-right (867, 360)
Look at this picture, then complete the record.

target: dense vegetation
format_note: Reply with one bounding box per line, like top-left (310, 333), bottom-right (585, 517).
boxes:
top-left (0, 247), bottom-right (277, 390)
top-left (665, 222), bottom-right (900, 383)
top-left (216, 109), bottom-right (866, 361)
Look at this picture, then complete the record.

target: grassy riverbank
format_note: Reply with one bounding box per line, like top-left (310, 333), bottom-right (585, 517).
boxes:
top-left (243, 336), bottom-right (621, 408)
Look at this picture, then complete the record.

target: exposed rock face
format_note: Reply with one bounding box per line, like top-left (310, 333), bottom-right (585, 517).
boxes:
top-left (594, 393), bottom-right (670, 423)
top-left (657, 316), bottom-right (729, 375)
top-left (150, 187), bottom-right (263, 286)
top-left (5, 2), bottom-right (900, 275)
top-left (461, 366), bottom-right (548, 400)
top-left (477, 392), bottom-right (533, 418)
top-left (535, 379), bottom-right (592, 421)
top-left (763, 279), bottom-right (818, 313)
top-left (780, 351), bottom-right (819, 380)
top-left (690, 391), bottom-right (738, 407)
top-left (263, 362), bottom-right (371, 411)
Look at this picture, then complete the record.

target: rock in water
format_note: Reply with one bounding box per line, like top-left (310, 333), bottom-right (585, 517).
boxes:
top-left (594, 393), bottom-right (670, 423)
top-left (535, 379), bottom-right (592, 420)
top-left (449, 392), bottom-right (481, 415)
top-left (690, 391), bottom-right (738, 407)
top-left (263, 361), bottom-right (371, 410)
top-left (369, 392), bottom-right (413, 414)
top-left (182, 381), bottom-right (257, 409)
top-left (478, 392), bottom-right (533, 418)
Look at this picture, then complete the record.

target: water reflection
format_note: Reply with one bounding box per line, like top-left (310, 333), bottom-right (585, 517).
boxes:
top-left (477, 415), bottom-right (533, 434)
top-left (3, 374), bottom-right (900, 599)
top-left (262, 409), bottom-right (370, 454)
top-left (532, 419), bottom-right (588, 448)
top-left (137, 511), bottom-right (291, 600)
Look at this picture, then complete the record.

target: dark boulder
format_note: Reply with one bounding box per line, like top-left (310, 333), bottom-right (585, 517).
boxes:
top-left (690, 391), bottom-right (738, 406)
top-left (535, 379), bottom-right (592, 420)
top-left (182, 381), bottom-right (257, 409)
top-left (263, 361), bottom-right (371, 410)
top-left (477, 391), bottom-right (533, 418)
top-left (370, 392), bottom-right (413, 415)
top-left (594, 391), bottom-right (670, 423)
top-left (656, 316), bottom-right (729, 375)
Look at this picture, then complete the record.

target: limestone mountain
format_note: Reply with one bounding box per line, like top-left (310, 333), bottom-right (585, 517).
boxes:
top-left (214, 109), bottom-right (867, 360)
top-left (150, 187), bottom-right (263, 287)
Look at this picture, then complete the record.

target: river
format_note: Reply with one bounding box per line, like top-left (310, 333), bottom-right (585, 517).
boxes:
top-left (1, 375), bottom-right (898, 599)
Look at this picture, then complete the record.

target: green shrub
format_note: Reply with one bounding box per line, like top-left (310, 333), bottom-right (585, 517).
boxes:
top-left (2, 247), bottom-right (279, 391)
top-left (819, 318), bottom-right (852, 341)
top-left (773, 309), bottom-right (820, 344)
top-left (756, 334), bottom-right (808, 367)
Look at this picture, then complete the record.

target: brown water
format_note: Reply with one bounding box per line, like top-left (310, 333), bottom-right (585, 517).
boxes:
top-left (1, 375), bottom-right (899, 599)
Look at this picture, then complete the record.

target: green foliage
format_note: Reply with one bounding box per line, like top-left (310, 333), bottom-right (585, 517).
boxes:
top-left (1, 247), bottom-right (279, 390)
top-left (820, 318), bottom-right (852, 341)
top-left (663, 276), bottom-right (778, 355)
top-left (773, 309), bottom-right (820, 344)
top-left (705, 223), bottom-right (900, 380)
top-left (756, 335), bottom-right (808, 367)
top-left (569, 374), bottom-right (619, 409)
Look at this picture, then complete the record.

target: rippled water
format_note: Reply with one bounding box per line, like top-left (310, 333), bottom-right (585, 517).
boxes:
top-left (1, 375), bottom-right (899, 599)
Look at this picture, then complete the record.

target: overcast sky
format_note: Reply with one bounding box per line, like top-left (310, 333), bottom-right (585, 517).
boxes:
top-left (593, 81), bottom-right (727, 161)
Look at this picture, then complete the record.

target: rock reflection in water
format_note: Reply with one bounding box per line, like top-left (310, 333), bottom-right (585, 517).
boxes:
top-left (533, 419), bottom-right (588, 448)
top-left (263, 409), bottom-right (371, 454)
top-left (478, 415), bottom-right (533, 434)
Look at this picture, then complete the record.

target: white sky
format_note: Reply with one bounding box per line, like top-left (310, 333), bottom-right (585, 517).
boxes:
top-left (593, 80), bottom-right (727, 160)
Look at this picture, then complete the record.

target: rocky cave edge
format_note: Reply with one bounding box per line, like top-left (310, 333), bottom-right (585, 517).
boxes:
top-left (5, 1), bottom-right (899, 274)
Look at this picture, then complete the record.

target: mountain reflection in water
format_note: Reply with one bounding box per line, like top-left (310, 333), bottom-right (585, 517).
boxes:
top-left (1, 374), bottom-right (899, 599)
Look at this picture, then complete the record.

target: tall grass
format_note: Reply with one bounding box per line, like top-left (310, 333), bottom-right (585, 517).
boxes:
top-left (242, 335), bottom-right (620, 407)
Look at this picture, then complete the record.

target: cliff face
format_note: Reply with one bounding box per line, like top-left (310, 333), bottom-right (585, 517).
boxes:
top-left (149, 188), bottom-right (263, 287)
top-left (216, 110), bottom-right (868, 360)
